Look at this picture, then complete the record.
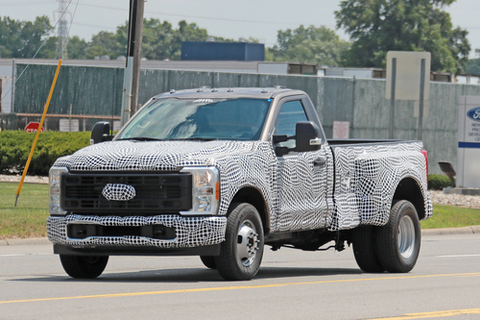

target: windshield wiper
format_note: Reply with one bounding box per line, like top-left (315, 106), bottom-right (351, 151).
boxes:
top-left (117, 137), bottom-right (163, 141)
top-left (117, 137), bottom-right (217, 142)
top-left (170, 138), bottom-right (217, 141)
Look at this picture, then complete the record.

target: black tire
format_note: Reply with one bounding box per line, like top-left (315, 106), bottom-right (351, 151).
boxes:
top-left (215, 203), bottom-right (264, 280)
top-left (352, 226), bottom-right (384, 273)
top-left (376, 200), bottom-right (421, 273)
top-left (60, 255), bottom-right (109, 279)
top-left (200, 256), bottom-right (217, 269)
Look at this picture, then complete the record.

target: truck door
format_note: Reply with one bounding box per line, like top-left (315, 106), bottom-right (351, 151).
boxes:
top-left (273, 99), bottom-right (332, 232)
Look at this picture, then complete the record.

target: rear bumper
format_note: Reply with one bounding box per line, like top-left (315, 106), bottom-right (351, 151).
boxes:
top-left (47, 214), bottom-right (227, 252)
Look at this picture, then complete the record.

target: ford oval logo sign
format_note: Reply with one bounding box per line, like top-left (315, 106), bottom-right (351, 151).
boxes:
top-left (102, 183), bottom-right (136, 201)
top-left (467, 107), bottom-right (480, 122)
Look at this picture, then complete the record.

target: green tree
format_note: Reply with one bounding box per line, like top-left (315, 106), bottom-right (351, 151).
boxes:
top-left (465, 59), bottom-right (480, 76)
top-left (169, 20), bottom-right (209, 60)
top-left (0, 16), bottom-right (254, 61)
top-left (86, 31), bottom-right (120, 59)
top-left (36, 36), bottom-right (57, 59)
top-left (67, 36), bottom-right (89, 59)
top-left (0, 16), bottom-right (54, 58)
top-left (268, 25), bottom-right (350, 67)
top-left (141, 19), bottom-right (174, 60)
top-left (141, 19), bottom-right (208, 60)
top-left (335, 0), bottom-right (470, 73)
top-left (450, 27), bottom-right (470, 73)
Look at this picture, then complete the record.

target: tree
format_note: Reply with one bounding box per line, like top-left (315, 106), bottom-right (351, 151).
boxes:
top-left (0, 16), bottom-right (54, 59)
top-left (138, 19), bottom-right (209, 60)
top-left (450, 27), bottom-right (470, 73)
top-left (169, 20), bottom-right (209, 60)
top-left (67, 36), bottom-right (89, 59)
top-left (465, 59), bottom-right (480, 76)
top-left (0, 16), bottom-right (254, 61)
top-left (85, 31), bottom-right (121, 59)
top-left (335, 0), bottom-right (470, 73)
top-left (268, 25), bottom-right (350, 67)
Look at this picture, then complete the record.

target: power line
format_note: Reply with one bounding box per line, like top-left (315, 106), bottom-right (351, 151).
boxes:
top-left (75, 2), bottom-right (336, 29)
top-left (71, 22), bottom-right (118, 30)
top-left (0, 1), bottom-right (56, 7)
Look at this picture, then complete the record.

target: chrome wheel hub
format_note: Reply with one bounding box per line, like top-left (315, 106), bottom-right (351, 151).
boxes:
top-left (398, 215), bottom-right (415, 259)
top-left (236, 219), bottom-right (260, 267)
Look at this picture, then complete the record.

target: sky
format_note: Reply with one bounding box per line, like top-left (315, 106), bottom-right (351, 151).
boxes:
top-left (0, 0), bottom-right (480, 58)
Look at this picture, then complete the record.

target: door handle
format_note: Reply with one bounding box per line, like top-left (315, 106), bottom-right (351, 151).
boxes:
top-left (314, 157), bottom-right (326, 167)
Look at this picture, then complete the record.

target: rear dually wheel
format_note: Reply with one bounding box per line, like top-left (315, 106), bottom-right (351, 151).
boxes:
top-left (376, 200), bottom-right (421, 273)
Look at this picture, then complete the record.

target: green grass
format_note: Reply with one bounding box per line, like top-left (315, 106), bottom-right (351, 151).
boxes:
top-left (0, 181), bottom-right (49, 239)
top-left (421, 204), bottom-right (480, 229)
top-left (1, 181), bottom-right (480, 239)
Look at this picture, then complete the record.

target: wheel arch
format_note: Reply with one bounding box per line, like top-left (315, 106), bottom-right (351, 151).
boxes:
top-left (231, 187), bottom-right (270, 235)
top-left (393, 177), bottom-right (427, 220)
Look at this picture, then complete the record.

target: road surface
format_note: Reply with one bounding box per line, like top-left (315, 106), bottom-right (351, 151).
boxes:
top-left (1, 233), bottom-right (479, 320)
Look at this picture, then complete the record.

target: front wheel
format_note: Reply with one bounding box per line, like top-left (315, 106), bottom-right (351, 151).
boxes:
top-left (60, 255), bottom-right (109, 279)
top-left (215, 203), bottom-right (264, 280)
top-left (376, 200), bottom-right (421, 273)
top-left (199, 256), bottom-right (217, 269)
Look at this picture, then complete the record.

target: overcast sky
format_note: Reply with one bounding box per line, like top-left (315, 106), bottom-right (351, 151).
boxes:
top-left (1, 0), bottom-right (479, 58)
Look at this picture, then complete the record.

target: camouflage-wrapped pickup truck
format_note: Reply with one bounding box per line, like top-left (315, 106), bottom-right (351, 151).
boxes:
top-left (47, 87), bottom-right (432, 280)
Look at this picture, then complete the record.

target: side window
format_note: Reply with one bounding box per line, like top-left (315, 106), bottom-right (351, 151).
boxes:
top-left (274, 100), bottom-right (308, 149)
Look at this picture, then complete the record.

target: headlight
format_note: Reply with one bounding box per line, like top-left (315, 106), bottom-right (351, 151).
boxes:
top-left (49, 166), bottom-right (68, 216)
top-left (180, 167), bottom-right (219, 215)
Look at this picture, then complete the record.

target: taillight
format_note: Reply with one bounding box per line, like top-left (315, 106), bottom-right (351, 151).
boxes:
top-left (421, 150), bottom-right (428, 188)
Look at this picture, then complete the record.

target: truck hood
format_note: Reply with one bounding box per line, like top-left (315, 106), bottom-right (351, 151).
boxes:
top-left (54, 140), bottom-right (256, 171)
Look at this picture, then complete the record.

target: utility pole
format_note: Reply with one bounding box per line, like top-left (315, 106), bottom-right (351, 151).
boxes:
top-left (120, 0), bottom-right (145, 126)
top-left (0, 77), bottom-right (3, 113)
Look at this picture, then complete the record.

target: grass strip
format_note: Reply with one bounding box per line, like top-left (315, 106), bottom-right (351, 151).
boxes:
top-left (1, 182), bottom-right (480, 239)
top-left (420, 204), bottom-right (480, 229)
top-left (1, 182), bottom-right (49, 239)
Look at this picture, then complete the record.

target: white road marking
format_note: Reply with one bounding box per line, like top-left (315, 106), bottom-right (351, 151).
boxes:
top-left (438, 254), bottom-right (480, 258)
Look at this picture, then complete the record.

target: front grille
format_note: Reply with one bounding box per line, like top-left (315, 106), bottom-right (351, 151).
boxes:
top-left (61, 172), bottom-right (192, 215)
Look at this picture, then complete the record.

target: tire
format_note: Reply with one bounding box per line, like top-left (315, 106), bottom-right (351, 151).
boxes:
top-left (60, 255), bottom-right (109, 279)
top-left (352, 226), bottom-right (384, 273)
top-left (215, 203), bottom-right (264, 280)
top-left (376, 200), bottom-right (421, 273)
top-left (200, 256), bottom-right (217, 269)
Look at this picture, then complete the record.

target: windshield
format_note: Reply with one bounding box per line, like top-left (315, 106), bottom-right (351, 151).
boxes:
top-left (116, 98), bottom-right (271, 141)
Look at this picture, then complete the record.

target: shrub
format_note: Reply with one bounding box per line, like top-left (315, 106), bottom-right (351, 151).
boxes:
top-left (0, 130), bottom-right (91, 176)
top-left (428, 174), bottom-right (452, 190)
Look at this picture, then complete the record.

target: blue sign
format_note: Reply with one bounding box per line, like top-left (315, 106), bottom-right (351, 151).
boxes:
top-left (467, 107), bottom-right (480, 122)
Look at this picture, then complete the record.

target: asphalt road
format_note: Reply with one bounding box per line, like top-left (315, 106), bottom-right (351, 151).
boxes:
top-left (1, 233), bottom-right (480, 320)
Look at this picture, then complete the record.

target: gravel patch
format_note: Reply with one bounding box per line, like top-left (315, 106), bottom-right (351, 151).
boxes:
top-left (0, 174), bottom-right (49, 184)
top-left (429, 190), bottom-right (480, 209)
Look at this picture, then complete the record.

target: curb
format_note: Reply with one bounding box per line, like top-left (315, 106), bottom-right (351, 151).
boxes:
top-left (0, 237), bottom-right (50, 246)
top-left (1, 226), bottom-right (479, 246)
top-left (421, 225), bottom-right (480, 236)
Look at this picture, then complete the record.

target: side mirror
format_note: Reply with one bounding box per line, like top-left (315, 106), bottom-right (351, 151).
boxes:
top-left (272, 134), bottom-right (294, 156)
top-left (90, 121), bottom-right (113, 145)
top-left (295, 121), bottom-right (322, 152)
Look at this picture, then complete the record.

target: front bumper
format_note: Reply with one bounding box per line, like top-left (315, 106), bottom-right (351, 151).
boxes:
top-left (47, 214), bottom-right (227, 250)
